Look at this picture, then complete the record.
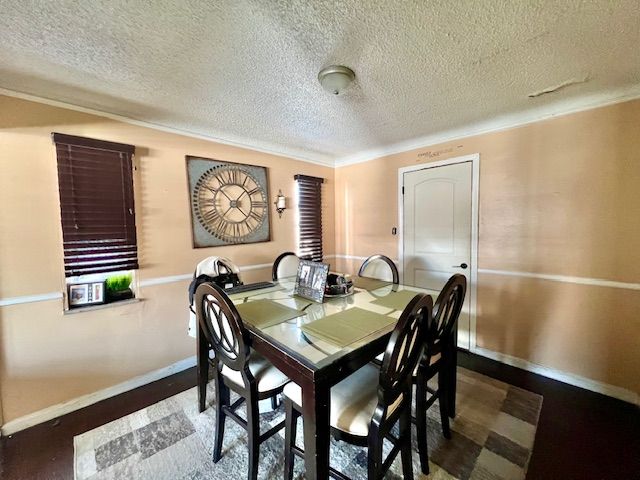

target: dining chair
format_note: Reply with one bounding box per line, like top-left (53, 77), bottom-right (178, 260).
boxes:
top-left (358, 254), bottom-right (399, 284)
top-left (272, 251), bottom-right (300, 280)
top-left (195, 282), bottom-right (289, 480)
top-left (283, 293), bottom-right (432, 480)
top-left (190, 257), bottom-right (244, 407)
top-left (414, 273), bottom-right (467, 475)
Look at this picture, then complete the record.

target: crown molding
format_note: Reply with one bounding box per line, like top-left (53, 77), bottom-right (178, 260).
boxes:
top-left (3, 84), bottom-right (640, 171)
top-left (0, 87), bottom-right (335, 168)
top-left (335, 84), bottom-right (640, 167)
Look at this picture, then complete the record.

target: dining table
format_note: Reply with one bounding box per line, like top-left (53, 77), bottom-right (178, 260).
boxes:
top-left (196, 276), bottom-right (448, 480)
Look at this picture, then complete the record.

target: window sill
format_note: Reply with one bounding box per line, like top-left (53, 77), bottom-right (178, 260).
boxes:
top-left (64, 298), bottom-right (142, 315)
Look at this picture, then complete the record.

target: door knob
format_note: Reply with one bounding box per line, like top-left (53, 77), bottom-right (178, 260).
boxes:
top-left (453, 263), bottom-right (468, 269)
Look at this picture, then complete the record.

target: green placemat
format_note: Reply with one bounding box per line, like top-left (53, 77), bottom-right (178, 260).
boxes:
top-left (301, 307), bottom-right (396, 347)
top-left (236, 300), bottom-right (303, 329)
top-left (352, 276), bottom-right (392, 291)
top-left (370, 289), bottom-right (421, 311)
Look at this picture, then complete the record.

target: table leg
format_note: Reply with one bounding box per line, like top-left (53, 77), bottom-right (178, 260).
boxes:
top-left (301, 379), bottom-right (331, 480)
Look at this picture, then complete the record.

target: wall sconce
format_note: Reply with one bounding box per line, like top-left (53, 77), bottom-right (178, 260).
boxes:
top-left (274, 190), bottom-right (286, 218)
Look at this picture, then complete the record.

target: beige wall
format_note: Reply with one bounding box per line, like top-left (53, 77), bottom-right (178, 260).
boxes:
top-left (0, 95), bottom-right (335, 423)
top-left (1, 93), bottom-right (638, 425)
top-left (335, 100), bottom-right (640, 397)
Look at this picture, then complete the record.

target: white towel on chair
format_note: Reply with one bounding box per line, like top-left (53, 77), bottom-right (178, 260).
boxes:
top-left (195, 256), bottom-right (240, 277)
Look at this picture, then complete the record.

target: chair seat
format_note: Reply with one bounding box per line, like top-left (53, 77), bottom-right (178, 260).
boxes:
top-left (221, 353), bottom-right (289, 393)
top-left (283, 364), bottom-right (402, 437)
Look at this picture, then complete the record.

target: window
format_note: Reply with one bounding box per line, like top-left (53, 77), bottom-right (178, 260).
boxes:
top-left (52, 133), bottom-right (138, 277)
top-left (295, 174), bottom-right (324, 262)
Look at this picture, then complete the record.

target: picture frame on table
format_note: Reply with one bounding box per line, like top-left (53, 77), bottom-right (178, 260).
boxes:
top-left (294, 260), bottom-right (329, 303)
top-left (68, 281), bottom-right (106, 308)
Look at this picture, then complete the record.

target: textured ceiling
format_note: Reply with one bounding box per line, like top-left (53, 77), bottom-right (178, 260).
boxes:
top-left (1, 1), bottom-right (639, 165)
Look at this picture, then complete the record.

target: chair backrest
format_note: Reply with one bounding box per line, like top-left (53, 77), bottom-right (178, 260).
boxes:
top-left (195, 282), bottom-right (249, 371)
top-left (358, 254), bottom-right (399, 284)
top-left (379, 293), bottom-right (432, 407)
top-left (272, 252), bottom-right (300, 280)
top-left (428, 274), bottom-right (467, 348)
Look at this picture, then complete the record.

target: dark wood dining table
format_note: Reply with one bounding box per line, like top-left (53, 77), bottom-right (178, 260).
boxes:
top-left (197, 277), bottom-right (440, 480)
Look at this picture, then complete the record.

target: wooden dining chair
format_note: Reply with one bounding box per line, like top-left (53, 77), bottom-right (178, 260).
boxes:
top-left (358, 254), bottom-right (400, 284)
top-left (195, 283), bottom-right (289, 480)
top-left (283, 293), bottom-right (432, 480)
top-left (414, 273), bottom-right (467, 475)
top-left (272, 251), bottom-right (300, 280)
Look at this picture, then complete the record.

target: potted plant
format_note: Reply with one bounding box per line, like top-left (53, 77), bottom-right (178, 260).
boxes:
top-left (105, 273), bottom-right (134, 302)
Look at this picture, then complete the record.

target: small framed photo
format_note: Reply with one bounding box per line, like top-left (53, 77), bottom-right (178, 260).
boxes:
top-left (91, 282), bottom-right (105, 303)
top-left (294, 260), bottom-right (329, 303)
top-left (68, 281), bottom-right (105, 308)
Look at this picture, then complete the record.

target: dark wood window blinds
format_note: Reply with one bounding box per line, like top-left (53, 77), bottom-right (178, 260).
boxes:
top-left (295, 174), bottom-right (324, 262)
top-left (52, 133), bottom-right (138, 277)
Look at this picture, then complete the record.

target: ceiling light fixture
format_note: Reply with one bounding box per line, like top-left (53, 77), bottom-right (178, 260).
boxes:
top-left (318, 65), bottom-right (355, 95)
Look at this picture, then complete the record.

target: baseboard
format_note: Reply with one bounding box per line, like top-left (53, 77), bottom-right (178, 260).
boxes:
top-left (0, 356), bottom-right (197, 436)
top-left (471, 346), bottom-right (639, 406)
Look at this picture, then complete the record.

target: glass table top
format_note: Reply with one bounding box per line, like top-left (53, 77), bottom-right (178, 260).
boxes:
top-left (229, 277), bottom-right (438, 371)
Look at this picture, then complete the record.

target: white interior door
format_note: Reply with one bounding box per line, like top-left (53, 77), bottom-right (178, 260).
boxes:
top-left (403, 161), bottom-right (472, 349)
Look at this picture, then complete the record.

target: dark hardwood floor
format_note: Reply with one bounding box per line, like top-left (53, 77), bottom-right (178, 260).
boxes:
top-left (459, 353), bottom-right (640, 480)
top-left (1, 351), bottom-right (638, 479)
top-left (1, 370), bottom-right (195, 480)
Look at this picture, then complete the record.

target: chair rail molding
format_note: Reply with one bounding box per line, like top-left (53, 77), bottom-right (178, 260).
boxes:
top-left (478, 268), bottom-right (640, 291)
top-left (0, 292), bottom-right (63, 307)
top-left (333, 254), bottom-right (399, 264)
top-left (0, 257), bottom-right (336, 306)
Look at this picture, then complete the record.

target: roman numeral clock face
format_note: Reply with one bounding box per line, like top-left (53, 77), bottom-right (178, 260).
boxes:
top-left (193, 165), bottom-right (268, 244)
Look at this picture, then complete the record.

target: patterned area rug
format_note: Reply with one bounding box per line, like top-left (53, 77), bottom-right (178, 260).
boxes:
top-left (74, 367), bottom-right (542, 480)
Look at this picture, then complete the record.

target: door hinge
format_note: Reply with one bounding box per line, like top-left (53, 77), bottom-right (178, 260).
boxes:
top-left (401, 186), bottom-right (405, 195)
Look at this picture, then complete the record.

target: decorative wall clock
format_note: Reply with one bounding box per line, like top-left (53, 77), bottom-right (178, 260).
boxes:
top-left (186, 156), bottom-right (271, 247)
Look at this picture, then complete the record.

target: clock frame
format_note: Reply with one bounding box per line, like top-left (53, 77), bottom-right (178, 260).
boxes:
top-left (186, 156), bottom-right (271, 247)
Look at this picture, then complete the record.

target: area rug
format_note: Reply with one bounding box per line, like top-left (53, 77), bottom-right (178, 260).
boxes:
top-left (74, 368), bottom-right (542, 480)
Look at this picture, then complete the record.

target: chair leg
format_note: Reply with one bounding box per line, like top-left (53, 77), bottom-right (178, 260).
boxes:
top-left (448, 345), bottom-right (457, 418)
top-left (284, 399), bottom-right (300, 480)
top-left (415, 373), bottom-right (430, 475)
top-left (197, 361), bottom-right (208, 413)
top-left (213, 378), bottom-right (229, 462)
top-left (400, 408), bottom-right (414, 480)
top-left (246, 390), bottom-right (260, 480)
top-left (197, 331), bottom-right (209, 413)
top-left (367, 427), bottom-right (383, 480)
top-left (438, 368), bottom-right (451, 439)
top-left (271, 394), bottom-right (280, 410)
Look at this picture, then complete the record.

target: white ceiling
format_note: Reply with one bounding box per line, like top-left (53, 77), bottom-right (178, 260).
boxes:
top-left (1, 1), bottom-right (639, 166)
